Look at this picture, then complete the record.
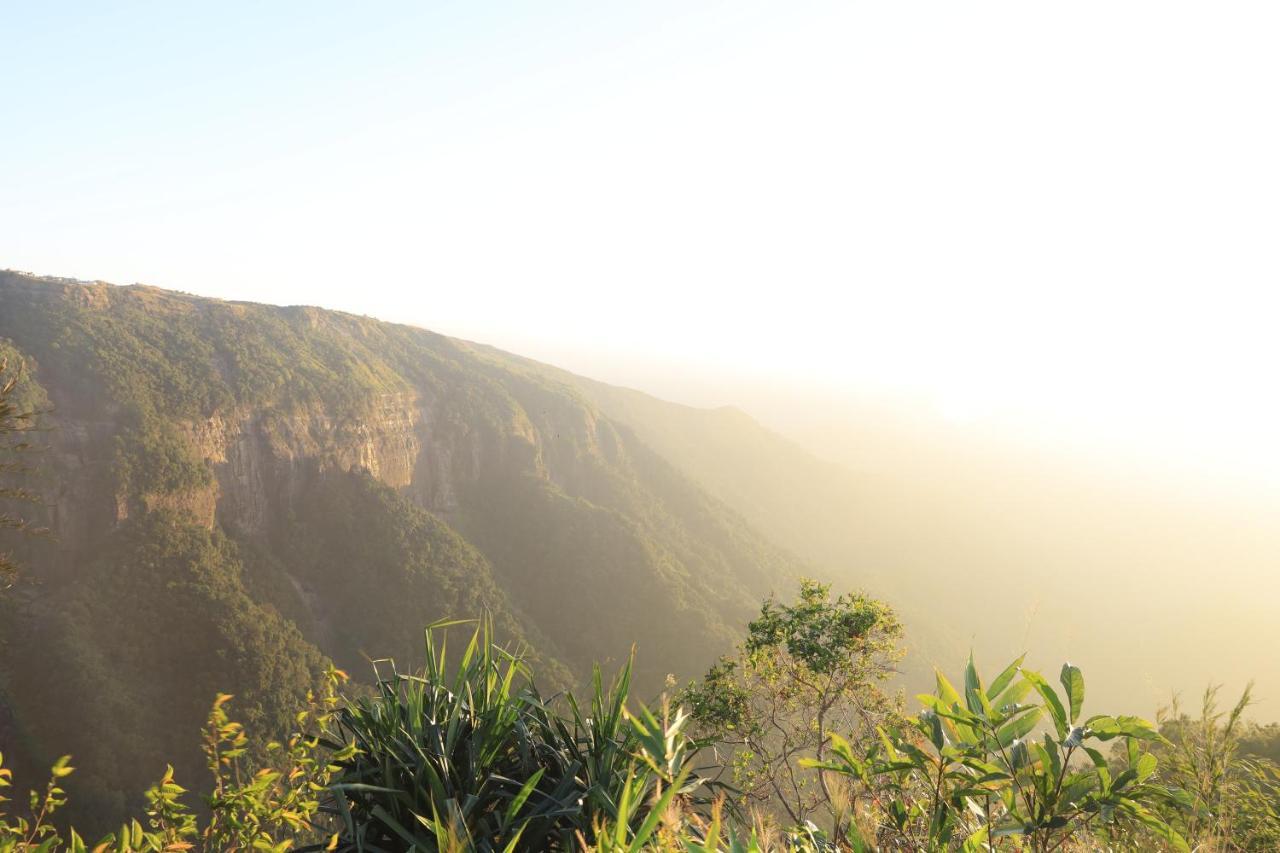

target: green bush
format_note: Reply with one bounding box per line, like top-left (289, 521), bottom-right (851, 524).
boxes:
top-left (680, 579), bottom-right (903, 825)
top-left (0, 666), bottom-right (348, 852)
top-left (806, 656), bottom-right (1187, 851)
top-left (323, 618), bottom-right (713, 852)
top-left (1148, 685), bottom-right (1280, 850)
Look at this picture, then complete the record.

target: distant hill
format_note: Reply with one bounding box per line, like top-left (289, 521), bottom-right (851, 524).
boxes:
top-left (491, 348), bottom-right (1280, 725)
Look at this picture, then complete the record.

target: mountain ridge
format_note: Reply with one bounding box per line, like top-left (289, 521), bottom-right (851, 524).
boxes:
top-left (0, 269), bottom-right (804, 825)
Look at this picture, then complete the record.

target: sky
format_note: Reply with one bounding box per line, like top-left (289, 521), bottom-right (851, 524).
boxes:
top-left (4, 1), bottom-right (1280, 481)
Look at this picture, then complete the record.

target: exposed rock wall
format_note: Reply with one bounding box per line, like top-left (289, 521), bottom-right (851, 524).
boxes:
top-left (42, 383), bottom-right (555, 553)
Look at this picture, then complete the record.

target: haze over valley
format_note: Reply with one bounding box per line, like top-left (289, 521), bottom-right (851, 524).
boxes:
top-left (3, 3), bottom-right (1279, 849)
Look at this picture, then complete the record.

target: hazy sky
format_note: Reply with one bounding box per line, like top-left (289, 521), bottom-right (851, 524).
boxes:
top-left (4, 2), bottom-right (1280, 478)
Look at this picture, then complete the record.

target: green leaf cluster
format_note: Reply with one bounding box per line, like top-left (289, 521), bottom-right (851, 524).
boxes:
top-left (324, 618), bottom-right (715, 851)
top-left (805, 655), bottom-right (1187, 851)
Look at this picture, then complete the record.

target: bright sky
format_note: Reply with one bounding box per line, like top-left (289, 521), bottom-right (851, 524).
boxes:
top-left (4, 2), bottom-right (1279, 479)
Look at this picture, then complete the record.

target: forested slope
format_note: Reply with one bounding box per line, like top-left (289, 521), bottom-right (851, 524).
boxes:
top-left (0, 270), bottom-right (800, 826)
top-left (484, 347), bottom-right (1280, 722)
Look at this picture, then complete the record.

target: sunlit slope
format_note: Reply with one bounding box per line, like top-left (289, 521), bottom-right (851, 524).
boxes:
top-left (471, 347), bottom-right (961, 680)
top-left (486, 348), bottom-right (1280, 719)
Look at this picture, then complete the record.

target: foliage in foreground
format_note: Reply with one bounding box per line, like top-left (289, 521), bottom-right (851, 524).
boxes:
top-left (0, 585), bottom-right (1275, 851)
top-left (0, 664), bottom-right (348, 852)
top-left (0, 619), bottom-right (719, 852)
top-left (322, 617), bottom-right (713, 851)
top-left (1147, 684), bottom-right (1280, 850)
top-left (680, 579), bottom-right (904, 825)
top-left (807, 656), bottom-right (1187, 851)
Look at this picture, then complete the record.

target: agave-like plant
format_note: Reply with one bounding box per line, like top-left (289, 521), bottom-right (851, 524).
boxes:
top-left (321, 617), bottom-right (568, 850)
top-left (321, 617), bottom-right (715, 852)
top-left (579, 702), bottom-right (767, 853)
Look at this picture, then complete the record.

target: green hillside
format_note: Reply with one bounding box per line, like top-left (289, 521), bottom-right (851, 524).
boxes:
top-left (485, 348), bottom-right (1280, 723)
top-left (0, 270), bottom-right (800, 827)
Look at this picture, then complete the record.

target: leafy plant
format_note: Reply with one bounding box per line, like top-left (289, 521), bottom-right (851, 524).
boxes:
top-left (323, 617), bottom-right (716, 851)
top-left (191, 663), bottom-right (352, 851)
top-left (1149, 684), bottom-right (1280, 850)
top-left (0, 665), bottom-right (348, 852)
top-left (680, 579), bottom-right (903, 827)
top-left (806, 655), bottom-right (1188, 851)
top-left (2, 622), bottom-right (1268, 851)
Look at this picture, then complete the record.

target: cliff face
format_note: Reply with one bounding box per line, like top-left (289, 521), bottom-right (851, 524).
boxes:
top-left (179, 394), bottom-right (442, 534)
top-left (36, 390), bottom-right (428, 562)
top-left (0, 270), bottom-right (800, 819)
top-left (0, 269), bottom-right (615, 567)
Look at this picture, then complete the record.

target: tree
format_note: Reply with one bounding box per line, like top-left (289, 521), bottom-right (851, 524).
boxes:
top-left (679, 579), bottom-right (904, 828)
top-left (0, 355), bottom-right (48, 588)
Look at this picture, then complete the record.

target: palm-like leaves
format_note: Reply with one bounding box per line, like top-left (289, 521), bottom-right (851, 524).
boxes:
top-left (323, 618), bottom-right (711, 852)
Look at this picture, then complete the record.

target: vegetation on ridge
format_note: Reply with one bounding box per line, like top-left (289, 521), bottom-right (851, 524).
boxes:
top-left (0, 345), bottom-right (49, 587)
top-left (5, 586), bottom-right (1274, 851)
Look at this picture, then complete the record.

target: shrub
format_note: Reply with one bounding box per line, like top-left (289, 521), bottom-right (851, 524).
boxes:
top-left (322, 618), bottom-right (715, 852)
top-left (1149, 684), bottom-right (1280, 850)
top-left (806, 655), bottom-right (1188, 851)
top-left (679, 579), bottom-right (903, 825)
top-left (0, 665), bottom-right (348, 852)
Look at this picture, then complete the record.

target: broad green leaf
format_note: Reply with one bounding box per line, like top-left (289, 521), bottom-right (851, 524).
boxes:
top-left (996, 707), bottom-right (1042, 747)
top-left (935, 669), bottom-right (979, 744)
top-left (1059, 663), bottom-right (1084, 724)
top-left (1135, 751), bottom-right (1158, 782)
top-left (988, 654), bottom-right (1026, 699)
top-left (1021, 669), bottom-right (1068, 738)
top-left (1083, 745), bottom-right (1108, 768)
top-left (1125, 802), bottom-right (1190, 853)
top-left (1040, 733), bottom-right (1063, 781)
top-left (992, 679), bottom-right (1034, 713)
top-left (504, 767), bottom-right (544, 823)
top-left (1086, 714), bottom-right (1161, 742)
top-left (927, 711), bottom-right (946, 750)
top-left (961, 824), bottom-right (989, 852)
top-left (935, 668), bottom-right (964, 709)
top-left (1112, 767), bottom-right (1138, 791)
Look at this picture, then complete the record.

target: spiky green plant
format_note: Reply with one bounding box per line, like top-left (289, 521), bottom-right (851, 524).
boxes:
top-left (322, 618), bottom-right (714, 851)
top-left (579, 703), bottom-right (772, 853)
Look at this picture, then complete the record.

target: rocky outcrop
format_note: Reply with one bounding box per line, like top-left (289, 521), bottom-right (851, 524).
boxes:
top-left (42, 383), bottom-right (549, 551)
top-left (178, 393), bottom-right (425, 534)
